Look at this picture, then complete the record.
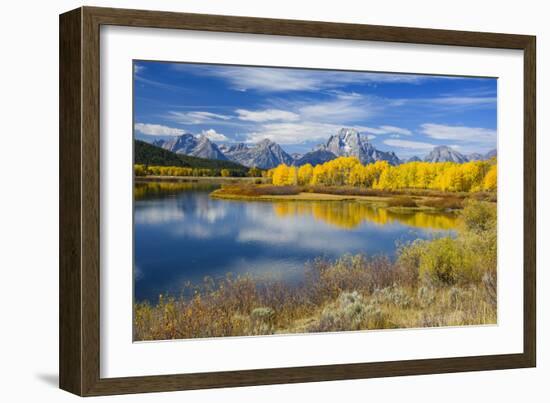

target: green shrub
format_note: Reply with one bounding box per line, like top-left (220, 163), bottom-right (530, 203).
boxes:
top-left (418, 237), bottom-right (464, 285)
top-left (462, 199), bottom-right (496, 233)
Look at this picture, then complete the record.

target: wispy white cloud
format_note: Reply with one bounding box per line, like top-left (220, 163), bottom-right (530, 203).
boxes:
top-left (199, 129), bottom-right (229, 142)
top-left (327, 90), bottom-right (363, 100)
top-left (236, 109), bottom-right (299, 122)
top-left (298, 98), bottom-right (376, 123)
top-left (168, 111), bottom-right (232, 124)
top-left (361, 125), bottom-right (412, 136)
top-left (134, 75), bottom-right (184, 92)
top-left (134, 123), bottom-right (184, 136)
top-left (429, 96), bottom-right (496, 106)
top-left (177, 65), bottom-right (429, 92)
top-left (392, 96), bottom-right (496, 111)
top-left (420, 123), bottom-right (496, 142)
top-left (379, 125), bottom-right (412, 135)
top-left (233, 96), bottom-right (411, 145)
top-left (383, 139), bottom-right (435, 150)
top-left (245, 122), bottom-right (348, 144)
top-left (439, 86), bottom-right (496, 98)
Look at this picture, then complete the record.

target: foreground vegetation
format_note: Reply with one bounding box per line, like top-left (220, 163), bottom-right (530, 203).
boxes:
top-left (134, 200), bottom-right (497, 340)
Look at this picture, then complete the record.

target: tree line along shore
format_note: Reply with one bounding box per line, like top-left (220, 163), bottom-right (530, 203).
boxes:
top-left (136, 156), bottom-right (496, 192)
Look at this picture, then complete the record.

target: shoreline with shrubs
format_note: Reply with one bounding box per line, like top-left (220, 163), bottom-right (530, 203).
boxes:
top-left (210, 183), bottom-right (495, 211)
top-left (134, 200), bottom-right (497, 341)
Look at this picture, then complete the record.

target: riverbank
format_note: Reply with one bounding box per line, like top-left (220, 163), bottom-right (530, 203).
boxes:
top-left (134, 200), bottom-right (497, 340)
top-left (136, 175), bottom-right (269, 184)
top-left (210, 184), bottom-right (495, 211)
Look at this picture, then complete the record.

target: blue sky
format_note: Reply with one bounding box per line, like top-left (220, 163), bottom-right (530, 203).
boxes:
top-left (133, 60), bottom-right (497, 159)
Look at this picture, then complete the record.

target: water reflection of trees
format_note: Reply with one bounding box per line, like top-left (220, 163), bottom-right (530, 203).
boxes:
top-left (273, 201), bottom-right (459, 230)
top-left (134, 181), bottom-right (217, 200)
top-left (135, 182), bottom-right (459, 231)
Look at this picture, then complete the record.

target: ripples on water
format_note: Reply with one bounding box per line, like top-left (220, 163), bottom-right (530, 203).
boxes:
top-left (134, 182), bottom-right (459, 303)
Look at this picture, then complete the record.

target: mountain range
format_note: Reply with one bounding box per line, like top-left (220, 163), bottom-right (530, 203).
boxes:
top-left (134, 140), bottom-right (248, 172)
top-left (154, 133), bottom-right (228, 161)
top-left (219, 139), bottom-right (294, 169)
top-left (423, 145), bottom-right (469, 163)
top-left (142, 128), bottom-right (496, 169)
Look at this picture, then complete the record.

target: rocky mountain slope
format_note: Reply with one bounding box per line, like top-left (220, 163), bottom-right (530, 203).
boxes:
top-left (140, 128), bottom-right (496, 169)
top-left (158, 133), bottom-right (228, 160)
top-left (423, 145), bottom-right (468, 163)
top-left (318, 128), bottom-right (401, 165)
top-left (294, 149), bottom-right (338, 166)
top-left (134, 140), bottom-right (247, 172)
top-left (222, 139), bottom-right (294, 169)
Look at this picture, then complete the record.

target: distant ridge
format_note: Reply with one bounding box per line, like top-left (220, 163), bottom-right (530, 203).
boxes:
top-left (134, 140), bottom-right (247, 172)
top-left (424, 145), bottom-right (468, 163)
top-left (161, 133), bottom-right (228, 160)
top-left (467, 152), bottom-right (484, 161)
top-left (222, 139), bottom-right (294, 169)
top-left (137, 128), bottom-right (496, 168)
top-left (294, 149), bottom-right (338, 166)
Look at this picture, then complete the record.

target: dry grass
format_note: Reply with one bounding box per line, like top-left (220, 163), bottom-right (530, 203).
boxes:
top-left (133, 198), bottom-right (495, 341)
top-left (211, 184), bottom-right (496, 208)
top-left (303, 186), bottom-right (394, 197)
top-left (134, 253), bottom-right (496, 340)
top-left (134, 201), bottom-right (497, 340)
top-left (214, 184), bottom-right (302, 197)
top-left (386, 196), bottom-right (419, 208)
top-left (419, 196), bottom-right (463, 210)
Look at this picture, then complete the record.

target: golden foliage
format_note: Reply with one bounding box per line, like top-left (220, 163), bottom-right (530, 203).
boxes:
top-left (268, 157), bottom-right (497, 193)
top-left (483, 164), bottom-right (497, 191)
top-left (134, 164), bottom-right (264, 178)
top-left (272, 201), bottom-right (459, 230)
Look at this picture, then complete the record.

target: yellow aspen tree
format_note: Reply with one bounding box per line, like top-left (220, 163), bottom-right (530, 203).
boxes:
top-left (297, 164), bottom-right (314, 185)
top-left (272, 164), bottom-right (290, 185)
top-left (311, 164), bottom-right (327, 185)
top-left (483, 164), bottom-right (497, 191)
top-left (288, 166), bottom-right (298, 185)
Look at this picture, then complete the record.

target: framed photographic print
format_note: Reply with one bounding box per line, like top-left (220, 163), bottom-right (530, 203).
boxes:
top-left (59, 6), bottom-right (536, 396)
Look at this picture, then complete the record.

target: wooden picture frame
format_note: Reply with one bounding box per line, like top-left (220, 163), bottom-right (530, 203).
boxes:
top-left (59, 6), bottom-right (536, 396)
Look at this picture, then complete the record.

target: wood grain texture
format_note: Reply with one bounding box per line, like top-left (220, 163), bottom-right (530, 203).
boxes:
top-left (59, 6), bottom-right (537, 396)
top-left (59, 8), bottom-right (82, 396)
top-left (81, 6), bottom-right (102, 396)
top-left (523, 38), bottom-right (537, 367)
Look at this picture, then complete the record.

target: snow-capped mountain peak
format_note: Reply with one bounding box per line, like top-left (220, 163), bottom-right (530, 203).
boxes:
top-left (423, 145), bottom-right (468, 163)
top-left (161, 133), bottom-right (227, 161)
top-left (319, 128), bottom-right (400, 165)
